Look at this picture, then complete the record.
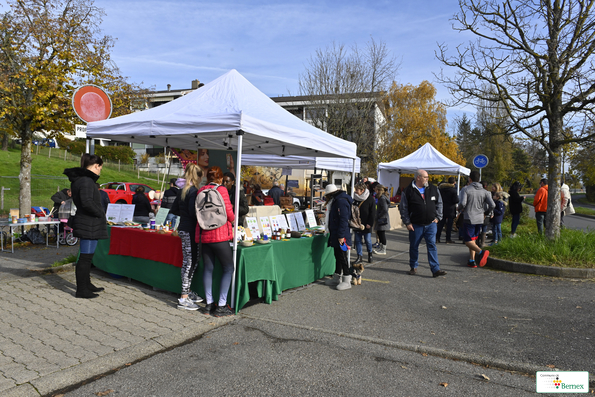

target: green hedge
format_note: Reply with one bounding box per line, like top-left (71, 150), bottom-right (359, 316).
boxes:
top-left (95, 146), bottom-right (136, 164)
top-left (55, 137), bottom-right (135, 164)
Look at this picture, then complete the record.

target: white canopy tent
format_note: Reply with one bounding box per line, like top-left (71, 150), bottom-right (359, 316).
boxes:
top-left (86, 69), bottom-right (356, 159)
top-left (377, 143), bottom-right (470, 193)
top-left (87, 69), bottom-right (358, 307)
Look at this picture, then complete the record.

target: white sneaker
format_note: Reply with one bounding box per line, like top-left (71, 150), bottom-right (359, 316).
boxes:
top-left (177, 297), bottom-right (199, 310)
top-left (188, 291), bottom-right (203, 303)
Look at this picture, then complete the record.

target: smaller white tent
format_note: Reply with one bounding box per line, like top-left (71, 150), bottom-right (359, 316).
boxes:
top-left (377, 143), bottom-right (470, 192)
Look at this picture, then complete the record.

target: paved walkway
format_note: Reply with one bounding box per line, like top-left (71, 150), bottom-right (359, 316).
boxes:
top-left (0, 244), bottom-right (232, 397)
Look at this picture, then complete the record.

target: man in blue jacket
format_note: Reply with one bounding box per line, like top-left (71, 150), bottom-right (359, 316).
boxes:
top-left (399, 169), bottom-right (447, 278)
top-left (323, 184), bottom-right (354, 290)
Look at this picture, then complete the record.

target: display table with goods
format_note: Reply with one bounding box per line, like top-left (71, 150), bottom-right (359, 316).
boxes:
top-left (388, 206), bottom-right (402, 230)
top-left (0, 218), bottom-right (61, 253)
top-left (245, 205), bottom-right (282, 224)
top-left (92, 226), bottom-right (335, 313)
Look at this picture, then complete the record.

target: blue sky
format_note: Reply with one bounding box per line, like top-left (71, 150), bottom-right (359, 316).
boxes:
top-left (0, 0), bottom-right (475, 126)
top-left (93, 0), bottom-right (475, 125)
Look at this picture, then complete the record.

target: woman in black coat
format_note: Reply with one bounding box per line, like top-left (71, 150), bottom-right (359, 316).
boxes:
top-left (353, 182), bottom-right (376, 265)
top-left (63, 154), bottom-right (108, 299)
top-left (508, 181), bottom-right (525, 237)
top-left (132, 186), bottom-right (153, 225)
top-left (436, 178), bottom-right (459, 243)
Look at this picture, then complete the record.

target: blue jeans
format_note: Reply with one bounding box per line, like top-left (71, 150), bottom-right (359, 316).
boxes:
top-left (80, 239), bottom-right (98, 254)
top-left (511, 214), bottom-right (520, 234)
top-left (492, 222), bottom-right (502, 242)
top-left (165, 212), bottom-right (176, 225)
top-left (408, 222), bottom-right (440, 273)
top-left (354, 230), bottom-right (373, 256)
top-left (536, 212), bottom-right (546, 234)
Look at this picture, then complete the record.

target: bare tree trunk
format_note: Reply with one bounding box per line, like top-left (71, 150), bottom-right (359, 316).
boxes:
top-left (545, 116), bottom-right (563, 241)
top-left (1, 133), bottom-right (8, 151)
top-left (19, 135), bottom-right (32, 217)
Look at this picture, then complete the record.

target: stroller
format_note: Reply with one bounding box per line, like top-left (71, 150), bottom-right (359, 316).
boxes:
top-left (54, 199), bottom-right (79, 246)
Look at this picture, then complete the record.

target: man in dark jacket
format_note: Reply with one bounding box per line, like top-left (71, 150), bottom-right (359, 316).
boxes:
top-left (162, 178), bottom-right (179, 224)
top-left (50, 188), bottom-right (71, 235)
top-left (353, 182), bottom-right (376, 265)
top-left (50, 188), bottom-right (71, 216)
top-left (267, 182), bottom-right (284, 206)
top-left (96, 184), bottom-right (110, 213)
top-left (436, 177), bottom-right (459, 244)
top-left (223, 172), bottom-right (249, 227)
top-left (399, 169), bottom-right (447, 278)
top-left (323, 184), bottom-right (354, 290)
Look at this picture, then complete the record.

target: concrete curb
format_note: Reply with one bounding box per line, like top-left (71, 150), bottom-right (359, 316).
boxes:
top-left (3, 318), bottom-right (234, 397)
top-left (487, 257), bottom-right (595, 279)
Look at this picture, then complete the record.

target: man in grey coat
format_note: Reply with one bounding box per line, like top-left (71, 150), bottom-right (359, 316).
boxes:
top-left (458, 170), bottom-right (495, 268)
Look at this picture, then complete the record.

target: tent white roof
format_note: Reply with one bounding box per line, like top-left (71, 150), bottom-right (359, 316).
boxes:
top-left (378, 143), bottom-right (470, 175)
top-left (377, 143), bottom-right (470, 191)
top-left (241, 155), bottom-right (361, 173)
top-left (86, 69), bottom-right (357, 159)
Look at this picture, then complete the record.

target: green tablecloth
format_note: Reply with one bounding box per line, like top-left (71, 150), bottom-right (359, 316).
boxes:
top-left (92, 229), bottom-right (335, 313)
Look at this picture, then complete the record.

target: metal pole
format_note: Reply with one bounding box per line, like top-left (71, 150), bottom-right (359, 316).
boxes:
top-left (349, 158), bottom-right (357, 263)
top-left (311, 167), bottom-right (316, 209)
top-left (457, 173), bottom-right (461, 195)
top-left (230, 131), bottom-right (244, 310)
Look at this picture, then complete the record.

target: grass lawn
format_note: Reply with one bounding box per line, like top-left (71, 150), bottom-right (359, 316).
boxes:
top-left (0, 147), bottom-right (169, 216)
top-left (489, 217), bottom-right (595, 269)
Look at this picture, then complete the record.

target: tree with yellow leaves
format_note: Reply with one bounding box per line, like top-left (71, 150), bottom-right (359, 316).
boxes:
top-left (378, 81), bottom-right (464, 169)
top-left (0, 0), bottom-right (147, 215)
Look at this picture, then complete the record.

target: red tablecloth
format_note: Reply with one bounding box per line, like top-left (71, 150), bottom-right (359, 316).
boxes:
top-left (108, 227), bottom-right (184, 267)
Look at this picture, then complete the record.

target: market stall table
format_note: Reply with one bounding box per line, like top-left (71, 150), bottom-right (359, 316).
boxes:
top-left (0, 220), bottom-right (61, 253)
top-left (93, 227), bottom-right (335, 313)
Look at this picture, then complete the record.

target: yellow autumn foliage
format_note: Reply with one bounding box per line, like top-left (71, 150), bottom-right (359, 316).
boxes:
top-left (378, 81), bottom-right (465, 167)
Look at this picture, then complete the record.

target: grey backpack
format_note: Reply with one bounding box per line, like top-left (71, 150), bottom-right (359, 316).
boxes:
top-left (196, 185), bottom-right (227, 230)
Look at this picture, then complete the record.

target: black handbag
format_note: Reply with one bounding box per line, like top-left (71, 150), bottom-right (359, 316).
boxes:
top-left (377, 217), bottom-right (388, 226)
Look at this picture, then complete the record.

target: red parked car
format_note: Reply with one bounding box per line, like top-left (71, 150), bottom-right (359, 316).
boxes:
top-left (100, 182), bottom-right (154, 204)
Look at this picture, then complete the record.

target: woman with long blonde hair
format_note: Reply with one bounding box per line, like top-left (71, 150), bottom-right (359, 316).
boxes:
top-left (373, 184), bottom-right (391, 255)
top-left (174, 163), bottom-right (204, 310)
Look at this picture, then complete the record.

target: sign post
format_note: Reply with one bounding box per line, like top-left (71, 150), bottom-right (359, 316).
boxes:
top-left (473, 154), bottom-right (489, 180)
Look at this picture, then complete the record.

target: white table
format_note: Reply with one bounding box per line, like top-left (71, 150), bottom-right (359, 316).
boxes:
top-left (0, 220), bottom-right (61, 253)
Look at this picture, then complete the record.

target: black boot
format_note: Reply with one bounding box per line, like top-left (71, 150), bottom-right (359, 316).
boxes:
top-left (368, 252), bottom-right (373, 263)
top-left (75, 254), bottom-right (99, 299)
top-left (81, 253), bottom-right (104, 292)
top-left (352, 255), bottom-right (363, 265)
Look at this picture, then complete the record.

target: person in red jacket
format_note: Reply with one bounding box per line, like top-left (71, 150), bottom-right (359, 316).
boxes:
top-left (533, 178), bottom-right (548, 234)
top-left (195, 166), bottom-right (235, 317)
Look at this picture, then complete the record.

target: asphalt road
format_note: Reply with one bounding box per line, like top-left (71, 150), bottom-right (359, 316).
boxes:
top-left (526, 204), bottom-right (595, 232)
top-left (61, 229), bottom-right (595, 397)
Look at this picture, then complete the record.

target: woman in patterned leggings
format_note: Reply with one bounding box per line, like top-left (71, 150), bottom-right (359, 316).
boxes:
top-left (174, 163), bottom-right (204, 310)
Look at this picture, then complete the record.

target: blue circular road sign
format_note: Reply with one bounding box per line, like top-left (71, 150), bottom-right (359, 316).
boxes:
top-left (473, 154), bottom-right (489, 169)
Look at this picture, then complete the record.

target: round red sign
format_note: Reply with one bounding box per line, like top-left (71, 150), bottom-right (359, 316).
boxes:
top-left (72, 85), bottom-right (112, 123)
